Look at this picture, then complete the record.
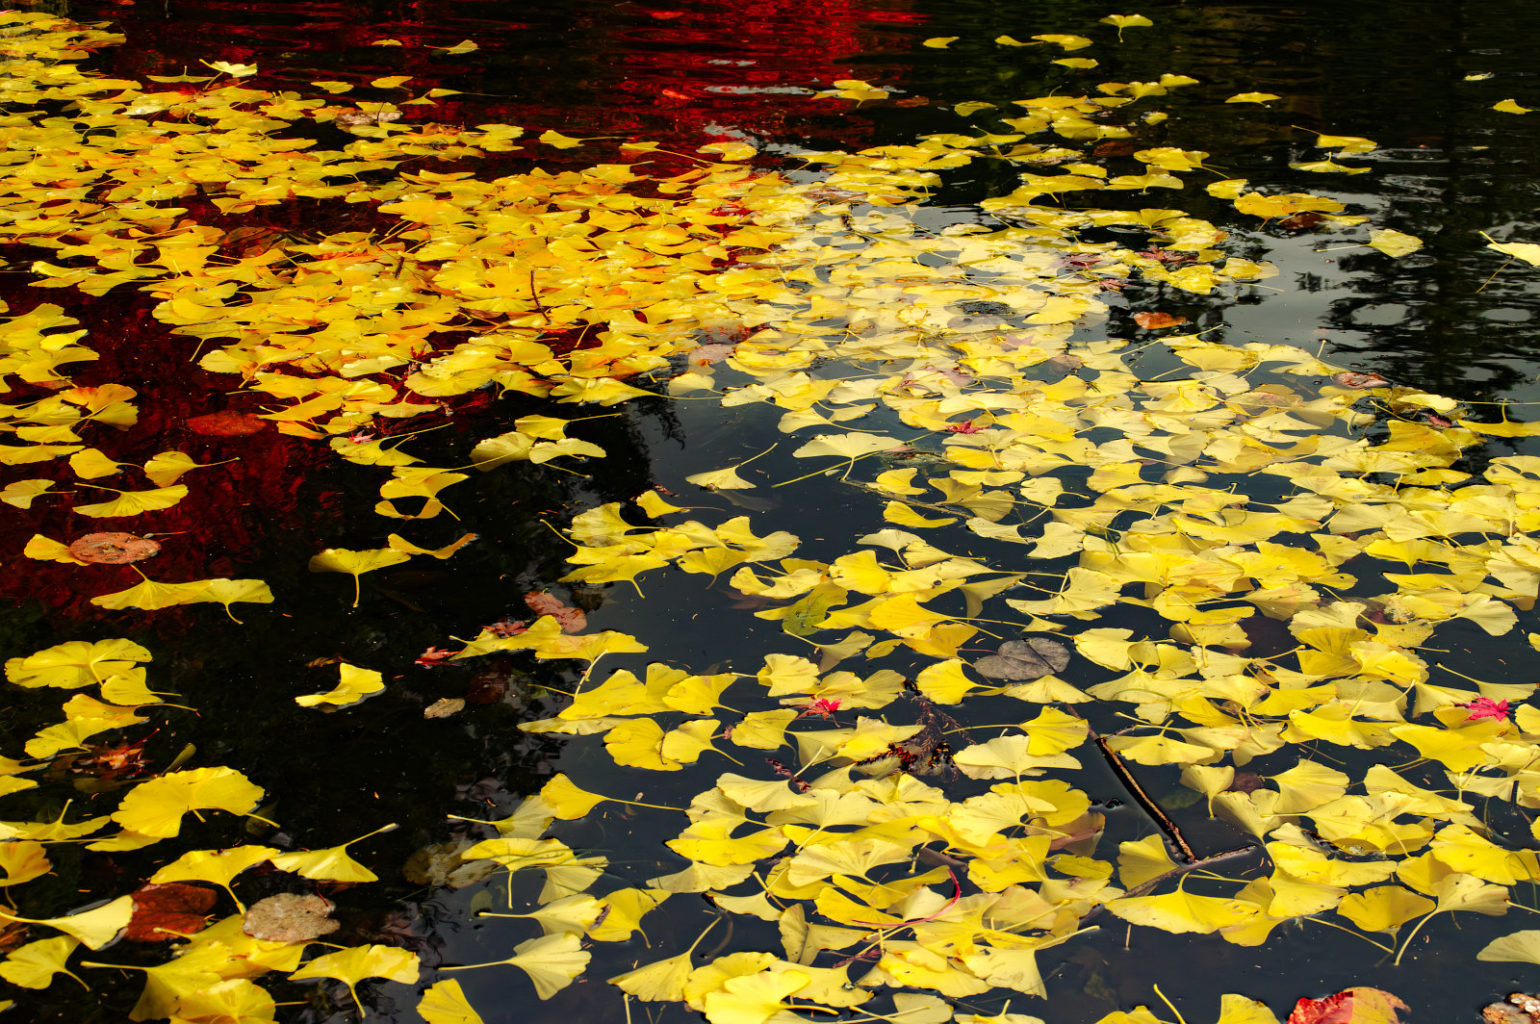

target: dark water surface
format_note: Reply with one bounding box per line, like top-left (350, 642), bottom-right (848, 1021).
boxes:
top-left (8, 1), bottom-right (1540, 1022)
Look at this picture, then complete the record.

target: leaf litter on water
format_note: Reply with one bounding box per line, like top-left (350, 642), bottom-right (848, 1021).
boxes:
top-left (2, 7), bottom-right (1540, 1024)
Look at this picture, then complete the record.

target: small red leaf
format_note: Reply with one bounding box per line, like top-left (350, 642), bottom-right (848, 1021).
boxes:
top-left (1463, 697), bottom-right (1510, 721)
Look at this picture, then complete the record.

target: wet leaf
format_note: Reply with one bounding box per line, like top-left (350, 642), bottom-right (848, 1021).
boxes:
top-left (972, 638), bottom-right (1071, 680)
top-left (291, 944), bottom-right (420, 1016)
top-left (0, 936), bottom-right (82, 989)
top-left (1285, 988), bottom-right (1408, 1024)
top-left (68, 532), bottom-right (161, 564)
top-left (125, 882), bottom-right (217, 942)
top-left (242, 894), bottom-right (339, 945)
top-left (419, 979), bottom-right (486, 1024)
top-left (295, 663), bottom-right (385, 709)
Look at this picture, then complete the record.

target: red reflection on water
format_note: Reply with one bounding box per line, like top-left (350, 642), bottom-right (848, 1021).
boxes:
top-left (0, 0), bottom-right (923, 620)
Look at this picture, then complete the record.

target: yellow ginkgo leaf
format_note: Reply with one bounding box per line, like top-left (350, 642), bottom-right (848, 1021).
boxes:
top-left (1368, 229), bottom-right (1423, 258)
top-left (1493, 98), bottom-right (1532, 114)
top-left (143, 451), bottom-right (231, 487)
top-left (0, 841), bottom-right (50, 887)
top-left (202, 59), bottom-right (257, 77)
top-left (418, 979), bottom-right (485, 1024)
top-left (88, 577), bottom-right (212, 611)
top-left (68, 448), bottom-right (126, 479)
top-left (291, 944), bottom-right (421, 1016)
top-left (1, 478), bottom-right (56, 507)
top-left (112, 767), bottom-right (265, 838)
top-left (1105, 883), bottom-right (1258, 933)
top-left (1226, 92), bottom-right (1281, 104)
top-left (0, 895), bottom-right (133, 949)
top-left (436, 39), bottom-right (479, 55)
top-left (792, 433), bottom-right (903, 461)
top-left (72, 484), bottom-right (187, 518)
top-left (588, 887), bottom-right (670, 943)
top-left (308, 547), bottom-right (413, 607)
top-left (608, 919), bottom-right (725, 1001)
top-left (685, 465), bottom-right (755, 490)
top-left (294, 663), bottom-right (385, 709)
top-left (1335, 885), bottom-right (1434, 933)
top-left (540, 774), bottom-right (608, 819)
top-left (0, 935), bottom-right (82, 989)
top-left (196, 578), bottom-right (275, 622)
top-left (6, 638), bottom-right (151, 689)
top-left (1117, 835), bottom-right (1179, 889)
top-left (270, 824), bottom-right (395, 882)
top-left (538, 129), bottom-right (583, 149)
top-left (1483, 232), bottom-right (1540, 267)
top-left (1477, 930), bottom-right (1540, 964)
top-left (445, 931), bottom-right (589, 1000)
top-left (23, 534), bottom-right (86, 564)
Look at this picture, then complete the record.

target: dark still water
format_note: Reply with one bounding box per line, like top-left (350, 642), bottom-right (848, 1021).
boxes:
top-left (5, 2), bottom-right (1540, 1024)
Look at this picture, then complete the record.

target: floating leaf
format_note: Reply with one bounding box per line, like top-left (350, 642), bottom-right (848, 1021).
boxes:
top-left (73, 484), bottom-right (187, 518)
top-left (972, 638), bottom-right (1070, 680)
top-left (1367, 229), bottom-right (1423, 258)
top-left (291, 944), bottom-right (421, 1016)
top-left (112, 767), bottom-right (265, 838)
top-left (68, 532), bottom-right (161, 564)
top-left (295, 663), bottom-right (385, 709)
top-left (308, 547), bottom-right (413, 607)
top-left (242, 894), bottom-right (339, 944)
top-left (419, 979), bottom-right (486, 1024)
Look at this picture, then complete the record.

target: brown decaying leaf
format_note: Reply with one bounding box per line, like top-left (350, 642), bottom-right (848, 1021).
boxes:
top-left (186, 411), bottom-right (267, 436)
top-left (423, 697), bottom-right (465, 719)
top-left (68, 532), bottom-right (161, 565)
top-left (972, 638), bottom-right (1071, 680)
top-left (242, 893), bottom-right (339, 944)
top-left (524, 591), bottom-right (586, 633)
top-left (1332, 370), bottom-right (1390, 389)
top-left (126, 882), bottom-right (217, 942)
top-left (1132, 311), bottom-right (1187, 329)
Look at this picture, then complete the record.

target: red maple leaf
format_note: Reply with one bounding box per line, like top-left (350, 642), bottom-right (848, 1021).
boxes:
top-left (945, 420), bottom-right (983, 434)
top-left (796, 698), bottom-right (842, 720)
top-left (486, 618), bottom-right (528, 638)
top-left (1463, 697), bottom-right (1511, 722)
top-left (414, 647), bottom-right (456, 667)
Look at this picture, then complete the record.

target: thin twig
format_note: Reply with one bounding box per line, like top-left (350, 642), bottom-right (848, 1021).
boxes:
top-left (1092, 733), bottom-right (1196, 861)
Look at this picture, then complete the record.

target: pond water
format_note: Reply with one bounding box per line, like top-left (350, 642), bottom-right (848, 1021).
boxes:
top-left (6, 1), bottom-right (1540, 1023)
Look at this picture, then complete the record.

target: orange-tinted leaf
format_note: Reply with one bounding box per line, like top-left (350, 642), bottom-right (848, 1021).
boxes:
top-left (524, 592), bottom-right (586, 633)
top-left (68, 533), bottom-right (161, 565)
top-left (1132, 312), bottom-right (1188, 329)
